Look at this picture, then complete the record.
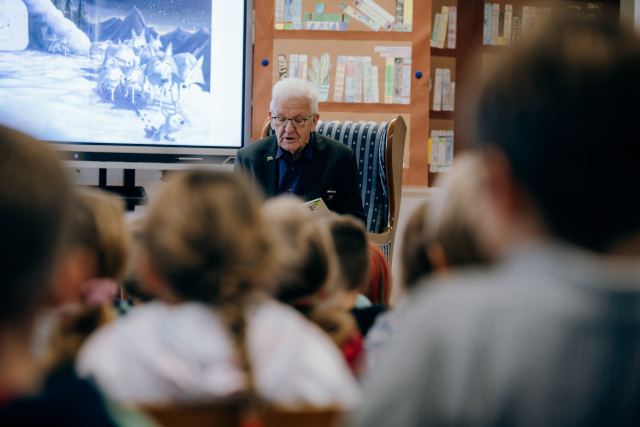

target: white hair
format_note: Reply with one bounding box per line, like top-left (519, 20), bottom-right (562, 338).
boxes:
top-left (270, 78), bottom-right (319, 115)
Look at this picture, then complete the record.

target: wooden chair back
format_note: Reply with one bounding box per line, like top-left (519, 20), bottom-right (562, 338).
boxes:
top-left (142, 405), bottom-right (342, 427)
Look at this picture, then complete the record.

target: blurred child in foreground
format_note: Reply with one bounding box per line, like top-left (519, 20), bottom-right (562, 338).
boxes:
top-left (365, 152), bottom-right (491, 371)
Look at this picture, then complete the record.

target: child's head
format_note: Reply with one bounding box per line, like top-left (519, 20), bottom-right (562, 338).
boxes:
top-left (262, 196), bottom-right (335, 305)
top-left (140, 170), bottom-right (273, 304)
top-left (52, 188), bottom-right (129, 306)
top-left (0, 126), bottom-right (70, 328)
top-left (320, 213), bottom-right (370, 311)
top-left (429, 152), bottom-right (491, 267)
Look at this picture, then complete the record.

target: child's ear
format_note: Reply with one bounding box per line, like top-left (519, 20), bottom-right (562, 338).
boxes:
top-left (50, 248), bottom-right (97, 306)
top-left (426, 243), bottom-right (449, 273)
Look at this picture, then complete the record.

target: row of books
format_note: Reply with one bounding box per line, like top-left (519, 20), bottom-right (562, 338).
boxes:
top-left (431, 6), bottom-right (457, 49)
top-left (429, 130), bottom-right (454, 173)
top-left (483, 4), bottom-right (551, 46)
top-left (275, 0), bottom-right (412, 32)
top-left (432, 68), bottom-right (455, 112)
top-left (280, 53), bottom-right (412, 104)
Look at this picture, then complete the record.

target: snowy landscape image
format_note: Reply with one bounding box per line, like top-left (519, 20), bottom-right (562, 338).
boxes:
top-left (0, 0), bottom-right (213, 146)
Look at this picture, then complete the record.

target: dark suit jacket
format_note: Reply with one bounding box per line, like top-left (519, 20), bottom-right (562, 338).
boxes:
top-left (234, 132), bottom-right (367, 224)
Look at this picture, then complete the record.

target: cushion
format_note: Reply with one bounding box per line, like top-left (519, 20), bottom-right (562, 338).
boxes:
top-left (267, 122), bottom-right (389, 234)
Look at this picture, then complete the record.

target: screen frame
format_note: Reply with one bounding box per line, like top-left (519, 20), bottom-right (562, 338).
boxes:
top-left (53, 0), bottom-right (253, 164)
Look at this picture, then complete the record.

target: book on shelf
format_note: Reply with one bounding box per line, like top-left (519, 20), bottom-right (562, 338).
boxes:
top-left (431, 13), bottom-right (441, 47)
top-left (363, 56), bottom-right (373, 103)
top-left (401, 58), bottom-right (411, 104)
top-left (449, 82), bottom-right (456, 111)
top-left (345, 56), bottom-right (355, 103)
top-left (384, 57), bottom-right (394, 104)
top-left (511, 13), bottom-right (520, 44)
top-left (498, 12), bottom-right (504, 45)
top-left (430, 130), bottom-right (439, 172)
top-left (444, 130), bottom-right (454, 172)
top-left (442, 68), bottom-right (451, 111)
top-left (433, 68), bottom-right (443, 111)
top-left (393, 57), bottom-right (403, 104)
top-left (289, 54), bottom-right (299, 78)
top-left (447, 6), bottom-right (457, 49)
top-left (529, 6), bottom-right (537, 34)
top-left (437, 130), bottom-right (447, 172)
top-left (372, 65), bottom-right (380, 103)
top-left (491, 4), bottom-right (499, 46)
top-left (333, 55), bottom-right (346, 102)
top-left (354, 56), bottom-right (363, 103)
top-left (522, 6), bottom-right (530, 38)
top-left (437, 6), bottom-right (449, 49)
top-left (504, 5), bottom-right (512, 46)
top-left (483, 3), bottom-right (491, 45)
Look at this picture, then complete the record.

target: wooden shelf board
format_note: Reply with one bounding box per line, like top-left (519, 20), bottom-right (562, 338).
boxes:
top-left (273, 30), bottom-right (414, 42)
top-left (430, 48), bottom-right (457, 57)
top-left (482, 44), bottom-right (512, 54)
top-left (318, 102), bottom-right (412, 113)
top-left (429, 111), bottom-right (455, 120)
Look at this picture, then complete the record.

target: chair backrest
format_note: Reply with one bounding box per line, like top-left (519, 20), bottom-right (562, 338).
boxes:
top-left (143, 405), bottom-right (241, 427)
top-left (142, 405), bottom-right (341, 427)
top-left (261, 117), bottom-right (406, 266)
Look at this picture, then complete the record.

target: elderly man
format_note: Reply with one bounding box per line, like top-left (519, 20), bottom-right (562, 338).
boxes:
top-left (234, 78), bottom-right (366, 224)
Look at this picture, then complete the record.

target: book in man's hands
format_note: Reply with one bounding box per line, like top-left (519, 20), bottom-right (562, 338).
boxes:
top-left (301, 198), bottom-right (330, 214)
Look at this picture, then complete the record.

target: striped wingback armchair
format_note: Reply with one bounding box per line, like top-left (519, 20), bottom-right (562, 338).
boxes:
top-left (261, 116), bottom-right (406, 266)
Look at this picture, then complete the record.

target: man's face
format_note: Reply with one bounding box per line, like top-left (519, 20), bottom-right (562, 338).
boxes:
top-left (270, 97), bottom-right (319, 157)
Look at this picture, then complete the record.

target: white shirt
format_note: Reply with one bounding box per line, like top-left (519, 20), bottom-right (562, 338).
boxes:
top-left (77, 299), bottom-right (361, 409)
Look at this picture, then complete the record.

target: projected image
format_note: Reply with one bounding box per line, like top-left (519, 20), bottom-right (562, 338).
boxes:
top-left (0, 0), bottom-right (215, 146)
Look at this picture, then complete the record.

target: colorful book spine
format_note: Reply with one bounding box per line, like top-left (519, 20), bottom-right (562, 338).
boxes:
top-left (345, 56), bottom-right (355, 102)
top-left (491, 4), bottom-right (499, 46)
top-left (372, 65), bottom-right (380, 103)
top-left (483, 4), bottom-right (491, 45)
top-left (430, 130), bottom-right (439, 172)
top-left (431, 13), bottom-right (441, 47)
top-left (395, 0), bottom-right (404, 31)
top-left (449, 82), bottom-right (455, 111)
top-left (504, 5), bottom-right (512, 46)
top-left (354, 56), bottom-right (363, 103)
top-left (393, 57), bottom-right (403, 103)
top-left (442, 68), bottom-right (451, 111)
top-left (401, 58), bottom-right (411, 104)
top-left (447, 6), bottom-right (457, 49)
top-left (498, 12), bottom-right (504, 45)
top-left (354, 0), bottom-right (393, 31)
top-left (403, 0), bottom-right (413, 32)
top-left (384, 57), bottom-right (394, 104)
top-left (277, 54), bottom-right (287, 80)
top-left (437, 6), bottom-right (449, 49)
top-left (438, 130), bottom-right (447, 172)
top-left (275, 0), bottom-right (285, 30)
top-left (333, 55), bottom-right (346, 102)
top-left (363, 56), bottom-right (373, 103)
top-left (522, 6), bottom-right (530, 38)
top-left (292, 0), bottom-right (302, 30)
top-left (444, 130), bottom-right (454, 172)
top-left (299, 55), bottom-right (308, 80)
top-left (363, 0), bottom-right (396, 26)
top-left (289, 54), bottom-right (299, 78)
top-left (339, 3), bottom-right (381, 31)
top-left (284, 0), bottom-right (294, 30)
top-left (433, 68), bottom-right (443, 111)
top-left (529, 6), bottom-right (537, 34)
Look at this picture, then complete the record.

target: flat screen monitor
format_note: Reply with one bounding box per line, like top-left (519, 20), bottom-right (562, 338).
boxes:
top-left (0, 0), bottom-right (251, 164)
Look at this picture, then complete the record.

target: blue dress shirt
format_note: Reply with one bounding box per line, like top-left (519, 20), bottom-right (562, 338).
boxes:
top-left (276, 132), bottom-right (314, 197)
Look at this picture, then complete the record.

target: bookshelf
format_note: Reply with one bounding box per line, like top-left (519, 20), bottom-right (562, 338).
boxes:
top-left (252, 0), bottom-right (432, 187)
top-left (429, 0), bottom-right (620, 183)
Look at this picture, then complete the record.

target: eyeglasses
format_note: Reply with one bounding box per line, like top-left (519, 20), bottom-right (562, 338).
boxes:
top-left (271, 114), bottom-right (315, 129)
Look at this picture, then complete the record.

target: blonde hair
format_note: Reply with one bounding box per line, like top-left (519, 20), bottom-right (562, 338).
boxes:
top-left (429, 152), bottom-right (490, 266)
top-left (65, 188), bottom-right (129, 281)
top-left (262, 196), bottom-right (335, 304)
top-left (142, 170), bottom-right (273, 404)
